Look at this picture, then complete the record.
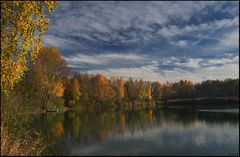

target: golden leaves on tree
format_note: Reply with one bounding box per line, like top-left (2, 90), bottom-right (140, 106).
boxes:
top-left (54, 82), bottom-right (64, 97)
top-left (64, 78), bottom-right (81, 107)
top-left (31, 47), bottom-right (68, 109)
top-left (1, 1), bottom-right (58, 94)
top-left (116, 78), bottom-right (125, 98)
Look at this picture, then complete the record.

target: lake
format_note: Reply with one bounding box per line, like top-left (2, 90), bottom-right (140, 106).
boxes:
top-left (33, 107), bottom-right (239, 156)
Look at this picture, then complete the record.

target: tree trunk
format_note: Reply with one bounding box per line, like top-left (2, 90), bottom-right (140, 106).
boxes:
top-left (42, 87), bottom-right (50, 110)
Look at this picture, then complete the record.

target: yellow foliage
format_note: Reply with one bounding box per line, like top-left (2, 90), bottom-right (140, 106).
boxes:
top-left (147, 109), bottom-right (153, 123)
top-left (146, 87), bottom-right (152, 100)
top-left (53, 121), bottom-right (64, 138)
top-left (1, 1), bottom-right (58, 94)
top-left (54, 82), bottom-right (64, 97)
top-left (118, 113), bottom-right (126, 134)
top-left (138, 79), bottom-right (145, 100)
top-left (72, 78), bottom-right (81, 101)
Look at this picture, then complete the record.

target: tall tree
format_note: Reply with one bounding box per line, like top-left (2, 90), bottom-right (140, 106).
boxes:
top-left (115, 78), bottom-right (125, 99)
top-left (30, 47), bottom-right (68, 109)
top-left (93, 74), bottom-right (114, 101)
top-left (72, 78), bottom-right (81, 102)
top-left (162, 81), bottom-right (174, 101)
top-left (1, 1), bottom-right (58, 94)
top-left (76, 73), bottom-right (95, 101)
top-left (138, 79), bottom-right (146, 101)
top-left (145, 82), bottom-right (152, 101)
top-left (152, 81), bottom-right (162, 102)
top-left (124, 78), bottom-right (138, 102)
top-left (64, 77), bottom-right (81, 107)
top-left (173, 80), bottom-right (194, 98)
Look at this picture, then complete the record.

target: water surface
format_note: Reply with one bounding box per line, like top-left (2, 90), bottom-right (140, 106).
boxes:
top-left (34, 108), bottom-right (239, 156)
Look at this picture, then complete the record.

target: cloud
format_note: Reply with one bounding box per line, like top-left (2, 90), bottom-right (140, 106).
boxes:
top-left (213, 1), bottom-right (239, 16)
top-left (66, 53), bottom-right (239, 83)
top-left (160, 63), bottom-right (238, 83)
top-left (216, 28), bottom-right (239, 50)
top-left (158, 55), bottom-right (239, 82)
top-left (45, 1), bottom-right (238, 46)
top-left (158, 16), bottom-right (239, 39)
top-left (43, 34), bottom-right (95, 51)
top-left (86, 62), bottom-right (161, 81)
top-left (175, 58), bottom-right (203, 69)
top-left (202, 28), bottom-right (239, 52)
top-left (44, 1), bottom-right (239, 56)
top-left (43, 34), bottom-right (75, 49)
top-left (43, 1), bottom-right (239, 83)
top-left (157, 16), bottom-right (239, 54)
top-left (63, 53), bottom-right (146, 66)
top-left (171, 40), bottom-right (189, 48)
top-left (64, 53), bottom-right (160, 81)
top-left (177, 40), bottom-right (188, 48)
top-left (205, 55), bottom-right (239, 66)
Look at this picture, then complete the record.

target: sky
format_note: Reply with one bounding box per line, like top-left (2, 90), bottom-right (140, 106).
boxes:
top-left (43, 1), bottom-right (239, 83)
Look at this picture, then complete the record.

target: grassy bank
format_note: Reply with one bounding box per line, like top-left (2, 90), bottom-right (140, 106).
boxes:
top-left (1, 123), bottom-right (47, 156)
top-left (1, 95), bottom-right (51, 156)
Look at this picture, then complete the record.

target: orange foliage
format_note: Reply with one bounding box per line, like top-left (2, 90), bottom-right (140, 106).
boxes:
top-left (54, 82), bottom-right (64, 97)
top-left (96, 74), bottom-right (108, 85)
top-left (164, 81), bottom-right (173, 90)
top-left (116, 78), bottom-right (125, 98)
top-left (94, 74), bottom-right (114, 99)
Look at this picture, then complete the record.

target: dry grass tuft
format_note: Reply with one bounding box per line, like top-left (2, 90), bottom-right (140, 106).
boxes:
top-left (1, 123), bottom-right (46, 156)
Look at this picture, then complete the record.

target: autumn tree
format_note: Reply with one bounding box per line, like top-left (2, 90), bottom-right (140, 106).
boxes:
top-left (112, 77), bottom-right (125, 100)
top-left (1, 1), bottom-right (58, 94)
top-left (151, 81), bottom-right (162, 102)
top-left (54, 82), bottom-right (65, 97)
top-left (93, 74), bottom-right (114, 101)
top-left (138, 79), bottom-right (146, 101)
top-left (172, 80), bottom-right (195, 98)
top-left (145, 81), bottom-right (152, 101)
top-left (124, 78), bottom-right (138, 102)
top-left (76, 73), bottom-right (95, 101)
top-left (162, 81), bottom-right (174, 101)
top-left (64, 77), bottom-right (81, 107)
top-left (29, 47), bottom-right (68, 109)
top-left (72, 78), bottom-right (81, 102)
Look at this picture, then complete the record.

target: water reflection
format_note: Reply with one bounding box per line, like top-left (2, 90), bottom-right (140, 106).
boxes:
top-left (39, 108), bottom-right (239, 155)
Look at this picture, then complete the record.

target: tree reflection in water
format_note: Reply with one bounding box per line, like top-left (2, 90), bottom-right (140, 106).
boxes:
top-left (40, 108), bottom-right (238, 141)
top-left (38, 108), bottom-right (238, 155)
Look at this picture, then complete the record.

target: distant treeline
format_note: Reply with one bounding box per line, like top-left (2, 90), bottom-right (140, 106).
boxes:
top-left (5, 47), bottom-right (239, 110)
top-left (63, 73), bottom-right (239, 107)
